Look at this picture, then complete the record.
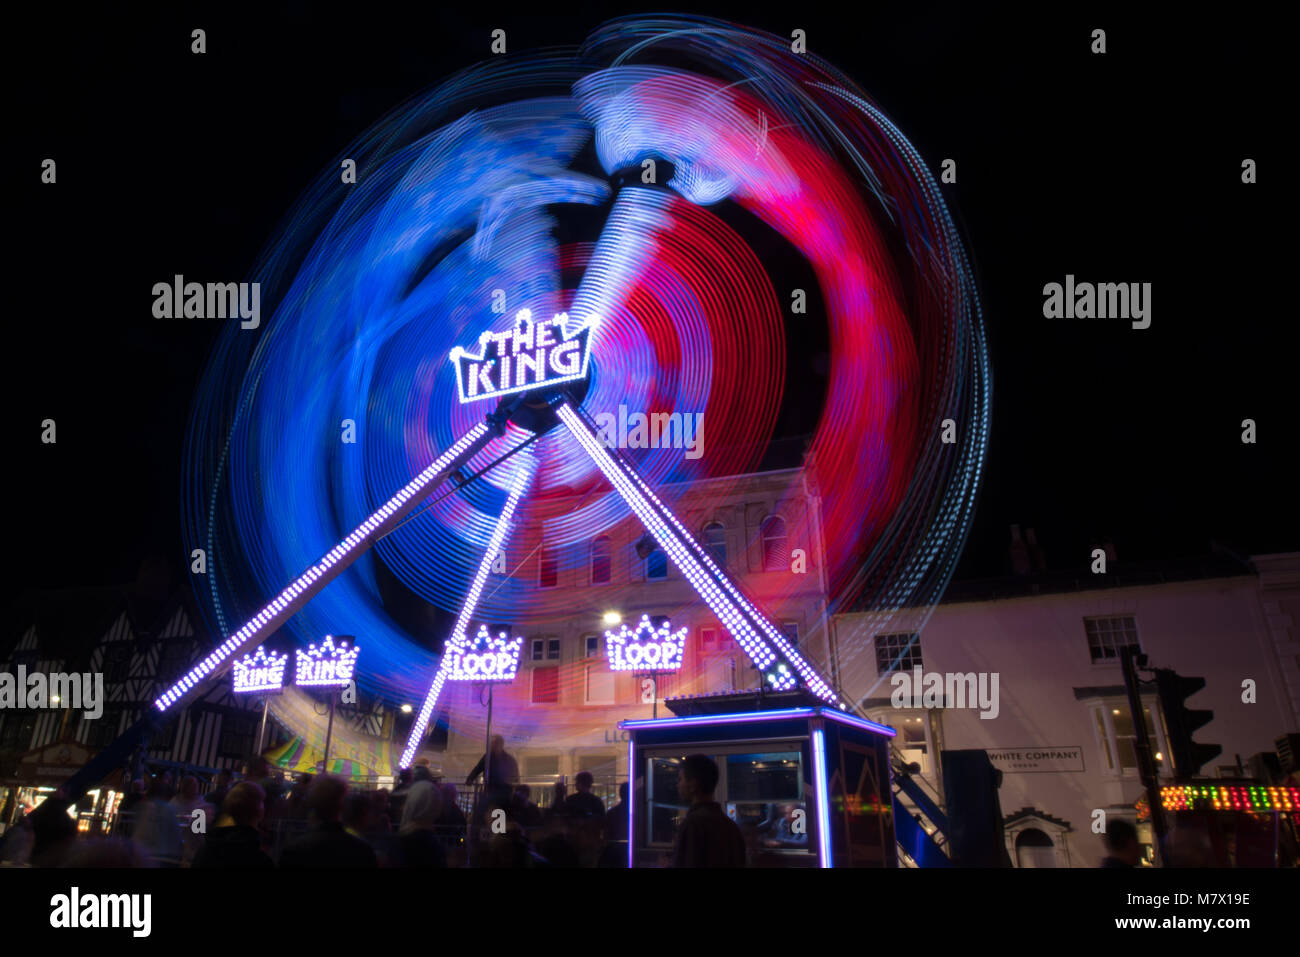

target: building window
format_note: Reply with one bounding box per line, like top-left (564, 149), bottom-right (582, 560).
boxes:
top-left (532, 667), bottom-right (560, 704)
top-left (523, 754), bottom-right (560, 778)
top-left (700, 626), bottom-right (734, 652)
top-left (156, 639), bottom-right (193, 685)
top-left (539, 545), bottom-right (558, 589)
top-left (531, 639), bottom-right (545, 662)
top-left (1014, 828), bottom-right (1058, 869)
top-left (217, 712), bottom-right (257, 760)
top-left (703, 522), bottom-right (727, 568)
top-left (547, 638), bottom-right (561, 661)
top-left (760, 516), bottom-right (788, 572)
top-left (1090, 700), bottom-right (1170, 778)
top-left (646, 547), bottom-right (668, 581)
top-left (585, 665), bottom-right (616, 705)
top-left (875, 633), bottom-right (922, 675)
top-left (0, 712), bottom-right (38, 750)
top-left (1084, 616), bottom-right (1140, 663)
top-left (590, 536), bottom-right (612, 585)
top-left (83, 709), bottom-right (122, 750)
top-left (103, 643), bottom-right (132, 684)
top-left (583, 635), bottom-right (600, 659)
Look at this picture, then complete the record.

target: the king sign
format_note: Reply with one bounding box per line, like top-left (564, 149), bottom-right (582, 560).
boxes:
top-left (450, 308), bottom-right (593, 404)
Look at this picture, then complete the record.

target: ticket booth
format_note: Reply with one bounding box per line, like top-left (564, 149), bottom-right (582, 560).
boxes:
top-left (622, 702), bottom-right (896, 867)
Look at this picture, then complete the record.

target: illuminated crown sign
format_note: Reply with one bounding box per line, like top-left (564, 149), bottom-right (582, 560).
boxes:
top-left (232, 645), bottom-right (288, 694)
top-left (450, 309), bottom-right (593, 404)
top-left (605, 614), bottom-right (686, 673)
top-left (295, 634), bottom-right (360, 687)
top-left (447, 625), bottom-right (524, 682)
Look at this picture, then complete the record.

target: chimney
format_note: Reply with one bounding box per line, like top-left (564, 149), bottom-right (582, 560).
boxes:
top-left (1009, 524), bottom-right (1031, 575)
top-left (1025, 527), bottom-right (1047, 573)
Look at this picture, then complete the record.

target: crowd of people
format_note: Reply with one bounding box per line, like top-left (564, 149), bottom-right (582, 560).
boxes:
top-left (0, 742), bottom-right (749, 868)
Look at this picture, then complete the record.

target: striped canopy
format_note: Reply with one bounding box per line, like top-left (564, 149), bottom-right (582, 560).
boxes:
top-left (264, 736), bottom-right (396, 780)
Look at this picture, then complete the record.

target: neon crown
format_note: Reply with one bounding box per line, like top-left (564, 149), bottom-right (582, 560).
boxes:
top-left (447, 624), bottom-right (525, 682)
top-left (294, 634), bottom-right (360, 687)
top-left (605, 614), bottom-right (687, 672)
top-left (450, 308), bottom-right (593, 404)
top-left (232, 645), bottom-right (288, 693)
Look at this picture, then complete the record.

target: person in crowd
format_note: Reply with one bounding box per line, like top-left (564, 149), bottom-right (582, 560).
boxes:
top-left (192, 782), bottom-right (273, 869)
top-left (673, 754), bottom-right (746, 867)
top-left (170, 775), bottom-right (209, 866)
top-left (28, 792), bottom-right (77, 867)
top-left (562, 771), bottom-right (606, 820)
top-left (466, 735), bottom-right (519, 803)
top-left (284, 773), bottom-right (315, 820)
top-left (278, 775), bottom-right (377, 868)
top-left (132, 775), bottom-right (184, 867)
top-left (393, 779), bottom-right (447, 868)
top-left (369, 789), bottom-right (393, 834)
top-left (388, 767), bottom-right (414, 824)
top-left (604, 780), bottom-right (629, 843)
top-left (244, 755), bottom-right (283, 804)
top-left (513, 784), bottom-right (544, 828)
top-left (1100, 819), bottom-right (1141, 868)
top-left (115, 778), bottom-right (147, 837)
top-left (207, 768), bottom-right (233, 809)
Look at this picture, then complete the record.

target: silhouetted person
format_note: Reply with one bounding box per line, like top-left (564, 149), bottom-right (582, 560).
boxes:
top-left (513, 784), bottom-right (543, 828)
top-left (278, 775), bottom-right (377, 868)
top-left (171, 775), bottom-right (208, 866)
top-left (466, 735), bottom-right (519, 802)
top-left (116, 778), bottom-right (147, 837)
top-left (207, 768), bottom-right (233, 809)
top-left (134, 775), bottom-right (183, 866)
top-left (563, 771), bottom-right (606, 820)
top-left (1100, 819), bottom-right (1141, 868)
top-left (193, 783), bottom-right (273, 869)
top-left (389, 767), bottom-right (414, 823)
top-left (604, 781), bottom-right (630, 844)
top-left (673, 755), bottom-right (746, 867)
top-left (28, 792), bottom-right (77, 867)
top-left (394, 780), bottom-right (447, 868)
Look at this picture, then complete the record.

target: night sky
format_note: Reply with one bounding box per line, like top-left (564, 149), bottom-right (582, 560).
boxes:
top-left (8, 3), bottom-right (1292, 607)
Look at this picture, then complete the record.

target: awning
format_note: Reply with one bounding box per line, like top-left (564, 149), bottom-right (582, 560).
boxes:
top-left (263, 735), bottom-right (395, 780)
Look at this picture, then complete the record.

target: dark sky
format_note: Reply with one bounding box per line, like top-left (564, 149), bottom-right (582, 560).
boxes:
top-left (7, 3), bottom-right (1293, 606)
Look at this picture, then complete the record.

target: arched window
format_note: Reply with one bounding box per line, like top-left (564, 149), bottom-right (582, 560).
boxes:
top-left (590, 536), bottom-right (612, 585)
top-left (1015, 828), bottom-right (1057, 868)
top-left (760, 515), bottom-right (788, 572)
top-left (703, 522), bottom-right (727, 568)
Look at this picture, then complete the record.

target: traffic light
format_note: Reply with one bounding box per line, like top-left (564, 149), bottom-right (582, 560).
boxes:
top-left (1153, 669), bottom-right (1221, 780)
